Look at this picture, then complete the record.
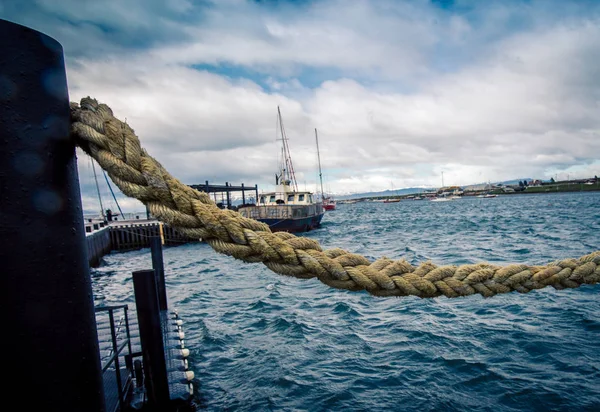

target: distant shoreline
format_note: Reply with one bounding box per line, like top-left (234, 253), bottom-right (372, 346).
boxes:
top-left (350, 183), bottom-right (600, 202)
top-left (494, 188), bottom-right (600, 196)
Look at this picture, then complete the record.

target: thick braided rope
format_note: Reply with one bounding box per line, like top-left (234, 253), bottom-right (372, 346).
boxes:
top-left (70, 97), bottom-right (600, 298)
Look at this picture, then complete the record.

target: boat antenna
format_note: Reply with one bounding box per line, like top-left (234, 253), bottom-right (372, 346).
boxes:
top-left (277, 106), bottom-right (298, 191)
top-left (315, 128), bottom-right (325, 200)
top-left (90, 157), bottom-right (105, 220)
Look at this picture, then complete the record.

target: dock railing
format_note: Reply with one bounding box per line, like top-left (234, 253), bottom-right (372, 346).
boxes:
top-left (95, 304), bottom-right (136, 412)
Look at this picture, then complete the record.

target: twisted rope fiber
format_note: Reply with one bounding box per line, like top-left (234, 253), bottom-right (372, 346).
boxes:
top-left (70, 97), bottom-right (600, 298)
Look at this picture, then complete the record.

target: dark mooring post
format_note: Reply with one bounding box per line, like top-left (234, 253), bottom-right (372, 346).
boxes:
top-left (226, 181), bottom-right (231, 209)
top-left (133, 270), bottom-right (171, 410)
top-left (150, 236), bottom-right (168, 311)
top-left (0, 19), bottom-right (105, 411)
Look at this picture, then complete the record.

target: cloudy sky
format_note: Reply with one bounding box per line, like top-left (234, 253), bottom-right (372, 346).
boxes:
top-left (3, 0), bottom-right (600, 213)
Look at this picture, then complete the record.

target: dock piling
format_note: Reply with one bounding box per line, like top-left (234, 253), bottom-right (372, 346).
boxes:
top-left (133, 269), bottom-right (172, 410)
top-left (151, 236), bottom-right (168, 311)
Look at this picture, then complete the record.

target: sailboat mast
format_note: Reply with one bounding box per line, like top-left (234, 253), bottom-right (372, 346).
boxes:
top-left (315, 128), bottom-right (325, 200)
top-left (91, 158), bottom-right (105, 219)
top-left (277, 106), bottom-right (298, 191)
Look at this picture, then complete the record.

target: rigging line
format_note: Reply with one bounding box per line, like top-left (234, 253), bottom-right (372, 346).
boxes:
top-left (103, 170), bottom-right (124, 218)
top-left (90, 156), bottom-right (105, 219)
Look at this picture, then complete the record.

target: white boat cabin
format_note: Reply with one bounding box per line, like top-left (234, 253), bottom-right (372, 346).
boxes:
top-left (258, 181), bottom-right (316, 206)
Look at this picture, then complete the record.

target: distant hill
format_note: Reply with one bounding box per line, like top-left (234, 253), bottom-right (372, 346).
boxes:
top-left (336, 187), bottom-right (435, 200)
top-left (335, 178), bottom-right (534, 200)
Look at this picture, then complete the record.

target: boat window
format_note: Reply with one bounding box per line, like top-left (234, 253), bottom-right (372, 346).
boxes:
top-left (309, 195), bottom-right (313, 203)
top-left (299, 194), bottom-right (305, 201)
top-left (260, 196), bottom-right (265, 204)
top-left (287, 194), bottom-right (295, 202)
top-left (269, 195), bottom-right (276, 202)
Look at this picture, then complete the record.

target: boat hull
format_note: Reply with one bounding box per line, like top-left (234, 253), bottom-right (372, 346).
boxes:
top-left (258, 213), bottom-right (324, 232)
top-left (323, 204), bottom-right (336, 211)
top-left (238, 204), bottom-right (325, 233)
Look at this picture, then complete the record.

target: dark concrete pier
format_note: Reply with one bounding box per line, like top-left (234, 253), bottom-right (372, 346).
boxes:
top-left (0, 19), bottom-right (105, 411)
top-left (0, 19), bottom-right (196, 411)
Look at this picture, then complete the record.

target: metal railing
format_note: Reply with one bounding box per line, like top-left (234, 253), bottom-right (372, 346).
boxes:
top-left (95, 304), bottom-right (136, 412)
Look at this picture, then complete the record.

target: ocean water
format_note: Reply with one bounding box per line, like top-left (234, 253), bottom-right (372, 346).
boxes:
top-left (91, 192), bottom-right (600, 411)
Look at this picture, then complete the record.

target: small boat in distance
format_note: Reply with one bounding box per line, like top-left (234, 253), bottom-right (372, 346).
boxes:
top-left (323, 198), bottom-right (336, 210)
top-left (430, 193), bottom-right (452, 202)
top-left (238, 107), bottom-right (324, 232)
top-left (382, 182), bottom-right (401, 203)
top-left (323, 196), bottom-right (336, 210)
top-left (315, 128), bottom-right (336, 211)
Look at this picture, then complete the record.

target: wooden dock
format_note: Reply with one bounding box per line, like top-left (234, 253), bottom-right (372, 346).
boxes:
top-left (85, 222), bottom-right (199, 409)
top-left (85, 219), bottom-right (200, 267)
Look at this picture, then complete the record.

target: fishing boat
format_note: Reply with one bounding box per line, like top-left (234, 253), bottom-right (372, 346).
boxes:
top-left (323, 198), bottom-right (336, 210)
top-left (238, 107), bottom-right (324, 233)
top-left (315, 128), bottom-right (336, 211)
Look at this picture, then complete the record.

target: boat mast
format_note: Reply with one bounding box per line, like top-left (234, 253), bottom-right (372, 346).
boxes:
top-left (91, 158), bottom-right (105, 219)
top-left (277, 106), bottom-right (298, 191)
top-left (315, 128), bottom-right (325, 200)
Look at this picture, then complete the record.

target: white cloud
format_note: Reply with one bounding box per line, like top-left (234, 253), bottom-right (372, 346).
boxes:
top-left (4, 0), bottom-right (600, 210)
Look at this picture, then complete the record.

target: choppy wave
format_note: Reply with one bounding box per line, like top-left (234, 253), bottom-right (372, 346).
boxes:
top-left (92, 192), bottom-right (600, 411)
